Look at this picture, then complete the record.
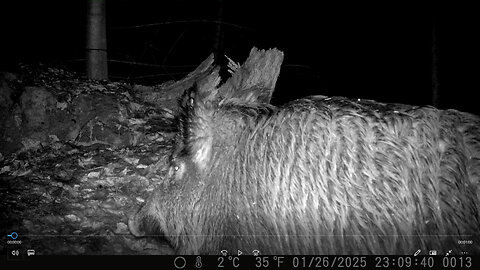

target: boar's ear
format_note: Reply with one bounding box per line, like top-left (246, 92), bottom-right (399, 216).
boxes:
top-left (180, 81), bottom-right (217, 172)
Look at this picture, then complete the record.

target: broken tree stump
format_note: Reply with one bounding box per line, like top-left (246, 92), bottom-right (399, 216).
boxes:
top-left (134, 47), bottom-right (284, 112)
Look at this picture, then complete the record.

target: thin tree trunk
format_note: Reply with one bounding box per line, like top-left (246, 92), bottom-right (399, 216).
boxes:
top-left (213, 0), bottom-right (224, 62)
top-left (86, 0), bottom-right (108, 80)
top-left (431, 15), bottom-right (439, 108)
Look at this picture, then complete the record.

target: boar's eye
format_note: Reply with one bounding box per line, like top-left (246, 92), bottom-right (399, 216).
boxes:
top-left (169, 157), bottom-right (186, 181)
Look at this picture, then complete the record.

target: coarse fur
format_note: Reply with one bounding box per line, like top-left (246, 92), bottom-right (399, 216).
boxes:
top-left (130, 87), bottom-right (480, 255)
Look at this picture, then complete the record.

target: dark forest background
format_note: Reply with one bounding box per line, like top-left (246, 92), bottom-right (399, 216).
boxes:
top-left (1, 0), bottom-right (478, 114)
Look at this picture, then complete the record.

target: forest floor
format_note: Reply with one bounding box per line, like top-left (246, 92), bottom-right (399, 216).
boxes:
top-left (1, 67), bottom-right (178, 255)
top-left (1, 122), bottom-right (176, 255)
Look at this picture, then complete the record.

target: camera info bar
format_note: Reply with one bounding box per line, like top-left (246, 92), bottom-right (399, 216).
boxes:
top-left (3, 255), bottom-right (477, 270)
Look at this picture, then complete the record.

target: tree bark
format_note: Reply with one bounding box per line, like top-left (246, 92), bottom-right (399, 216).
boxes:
top-left (134, 47), bottom-right (284, 111)
top-left (198, 47), bottom-right (284, 104)
top-left (86, 0), bottom-right (108, 80)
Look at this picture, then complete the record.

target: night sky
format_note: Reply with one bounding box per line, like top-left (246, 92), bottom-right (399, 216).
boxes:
top-left (2, 1), bottom-right (478, 114)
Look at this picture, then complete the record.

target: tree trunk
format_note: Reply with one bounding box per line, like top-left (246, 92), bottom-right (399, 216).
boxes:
top-left (213, 0), bottom-right (224, 62)
top-left (431, 15), bottom-right (439, 108)
top-left (86, 0), bottom-right (108, 80)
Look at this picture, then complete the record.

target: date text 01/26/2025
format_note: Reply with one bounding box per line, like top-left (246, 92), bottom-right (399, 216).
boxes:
top-left (211, 255), bottom-right (474, 269)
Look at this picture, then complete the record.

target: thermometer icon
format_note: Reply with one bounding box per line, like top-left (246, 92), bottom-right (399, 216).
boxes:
top-left (7, 232), bottom-right (18, 239)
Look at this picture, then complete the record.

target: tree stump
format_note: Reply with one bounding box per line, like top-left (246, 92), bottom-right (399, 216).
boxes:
top-left (134, 47), bottom-right (284, 112)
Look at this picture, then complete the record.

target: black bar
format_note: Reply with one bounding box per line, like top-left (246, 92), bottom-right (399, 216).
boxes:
top-left (2, 255), bottom-right (478, 270)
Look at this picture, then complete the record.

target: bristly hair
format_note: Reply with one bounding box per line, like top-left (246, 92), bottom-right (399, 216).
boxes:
top-left (173, 83), bottom-right (197, 158)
